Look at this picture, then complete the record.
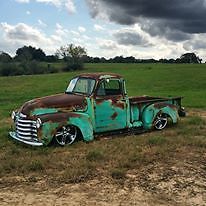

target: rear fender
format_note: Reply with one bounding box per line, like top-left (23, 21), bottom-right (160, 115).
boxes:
top-left (39, 112), bottom-right (93, 145)
top-left (142, 103), bottom-right (179, 130)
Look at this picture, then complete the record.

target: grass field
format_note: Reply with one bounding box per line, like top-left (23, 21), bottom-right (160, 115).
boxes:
top-left (0, 63), bottom-right (206, 205)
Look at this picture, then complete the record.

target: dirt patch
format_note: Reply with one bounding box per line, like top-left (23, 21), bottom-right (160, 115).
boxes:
top-left (136, 151), bottom-right (206, 206)
top-left (188, 109), bottom-right (206, 119)
top-left (1, 150), bottom-right (205, 206)
top-left (0, 177), bottom-right (174, 206)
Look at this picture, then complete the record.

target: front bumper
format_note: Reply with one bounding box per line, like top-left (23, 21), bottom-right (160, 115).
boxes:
top-left (9, 131), bottom-right (43, 146)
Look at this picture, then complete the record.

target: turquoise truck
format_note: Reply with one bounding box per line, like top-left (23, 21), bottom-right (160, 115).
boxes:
top-left (9, 73), bottom-right (185, 146)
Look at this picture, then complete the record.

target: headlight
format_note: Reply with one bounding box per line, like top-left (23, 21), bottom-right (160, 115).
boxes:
top-left (36, 118), bottom-right (42, 129)
top-left (11, 111), bottom-right (16, 120)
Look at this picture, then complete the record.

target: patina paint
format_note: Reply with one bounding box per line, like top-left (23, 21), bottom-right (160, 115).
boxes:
top-left (39, 112), bottom-right (93, 145)
top-left (31, 108), bottom-right (58, 116)
top-left (94, 97), bottom-right (127, 133)
top-left (41, 122), bottom-right (59, 145)
top-left (20, 93), bottom-right (87, 116)
top-left (67, 113), bottom-right (93, 142)
top-left (9, 72), bottom-right (185, 146)
top-left (142, 103), bottom-right (179, 130)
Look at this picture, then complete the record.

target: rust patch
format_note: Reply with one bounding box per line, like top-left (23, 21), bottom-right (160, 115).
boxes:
top-left (76, 72), bottom-right (122, 80)
top-left (129, 96), bottom-right (166, 104)
top-left (153, 102), bottom-right (177, 109)
top-left (111, 100), bottom-right (125, 110)
top-left (39, 112), bottom-right (80, 123)
top-left (111, 112), bottom-right (118, 120)
top-left (95, 95), bottom-right (125, 110)
top-left (20, 93), bottom-right (86, 116)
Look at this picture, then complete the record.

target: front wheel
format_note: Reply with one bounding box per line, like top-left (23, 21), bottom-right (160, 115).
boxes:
top-left (154, 113), bottom-right (168, 130)
top-left (55, 125), bottom-right (77, 146)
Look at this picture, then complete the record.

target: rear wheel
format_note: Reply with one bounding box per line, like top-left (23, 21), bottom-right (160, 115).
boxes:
top-left (154, 113), bottom-right (168, 130)
top-left (55, 125), bottom-right (77, 146)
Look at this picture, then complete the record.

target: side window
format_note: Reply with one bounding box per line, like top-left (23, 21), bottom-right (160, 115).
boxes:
top-left (97, 79), bottom-right (122, 96)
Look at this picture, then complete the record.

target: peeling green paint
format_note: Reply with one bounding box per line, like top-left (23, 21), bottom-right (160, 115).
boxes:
top-left (32, 108), bottom-right (58, 116)
top-left (41, 122), bottom-right (59, 145)
top-left (94, 98), bottom-right (127, 132)
top-left (142, 103), bottom-right (178, 130)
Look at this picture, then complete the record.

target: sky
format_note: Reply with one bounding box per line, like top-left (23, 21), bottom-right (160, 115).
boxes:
top-left (1, 0), bottom-right (206, 60)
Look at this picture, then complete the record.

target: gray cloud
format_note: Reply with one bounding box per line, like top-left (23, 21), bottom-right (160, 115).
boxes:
top-left (183, 37), bottom-right (206, 51)
top-left (86, 0), bottom-right (206, 41)
top-left (114, 30), bottom-right (151, 46)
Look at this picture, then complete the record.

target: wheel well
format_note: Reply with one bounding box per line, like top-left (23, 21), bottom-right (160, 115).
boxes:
top-left (76, 126), bottom-right (83, 141)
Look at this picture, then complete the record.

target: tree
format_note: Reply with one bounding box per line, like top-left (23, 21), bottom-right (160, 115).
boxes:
top-left (56, 44), bottom-right (87, 70)
top-left (179, 53), bottom-right (202, 63)
top-left (0, 51), bottom-right (12, 62)
top-left (15, 46), bottom-right (46, 62)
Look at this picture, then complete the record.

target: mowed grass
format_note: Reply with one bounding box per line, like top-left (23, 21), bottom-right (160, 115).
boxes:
top-left (0, 63), bottom-right (206, 184)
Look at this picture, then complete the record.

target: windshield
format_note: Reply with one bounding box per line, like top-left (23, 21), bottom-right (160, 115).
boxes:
top-left (66, 77), bottom-right (96, 95)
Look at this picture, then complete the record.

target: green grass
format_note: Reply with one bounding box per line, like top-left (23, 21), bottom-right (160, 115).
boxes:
top-left (0, 63), bottom-right (205, 119)
top-left (0, 63), bottom-right (205, 184)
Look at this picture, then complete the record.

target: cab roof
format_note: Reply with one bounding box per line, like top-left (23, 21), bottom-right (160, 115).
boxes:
top-left (76, 73), bottom-right (123, 80)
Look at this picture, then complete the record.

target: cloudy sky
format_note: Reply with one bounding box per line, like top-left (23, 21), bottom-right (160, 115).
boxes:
top-left (1, 0), bottom-right (206, 60)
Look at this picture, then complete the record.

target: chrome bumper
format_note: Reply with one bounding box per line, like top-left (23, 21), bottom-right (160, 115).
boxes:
top-left (9, 131), bottom-right (43, 146)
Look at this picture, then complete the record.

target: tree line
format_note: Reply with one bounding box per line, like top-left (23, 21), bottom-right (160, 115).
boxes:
top-left (0, 44), bottom-right (203, 76)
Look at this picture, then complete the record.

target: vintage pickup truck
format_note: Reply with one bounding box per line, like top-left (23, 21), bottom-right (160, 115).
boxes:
top-left (10, 73), bottom-right (185, 146)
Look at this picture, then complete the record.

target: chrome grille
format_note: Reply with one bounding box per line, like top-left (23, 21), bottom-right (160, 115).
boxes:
top-left (15, 117), bottom-right (38, 140)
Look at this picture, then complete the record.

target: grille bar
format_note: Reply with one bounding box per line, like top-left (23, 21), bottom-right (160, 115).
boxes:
top-left (16, 126), bottom-right (37, 132)
top-left (15, 116), bottom-right (38, 140)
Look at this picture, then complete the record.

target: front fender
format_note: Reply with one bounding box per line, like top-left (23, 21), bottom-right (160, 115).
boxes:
top-left (142, 103), bottom-right (179, 130)
top-left (38, 112), bottom-right (94, 145)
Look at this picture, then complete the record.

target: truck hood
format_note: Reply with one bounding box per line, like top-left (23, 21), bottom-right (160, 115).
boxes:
top-left (19, 93), bottom-right (87, 117)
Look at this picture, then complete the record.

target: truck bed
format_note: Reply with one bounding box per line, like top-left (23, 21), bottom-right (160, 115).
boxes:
top-left (129, 96), bottom-right (168, 104)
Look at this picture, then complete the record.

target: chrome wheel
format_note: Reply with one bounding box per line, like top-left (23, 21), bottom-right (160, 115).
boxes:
top-left (154, 113), bottom-right (168, 130)
top-left (55, 125), bottom-right (77, 146)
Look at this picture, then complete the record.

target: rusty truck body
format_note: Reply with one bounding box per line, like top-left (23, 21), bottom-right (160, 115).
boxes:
top-left (9, 73), bottom-right (185, 146)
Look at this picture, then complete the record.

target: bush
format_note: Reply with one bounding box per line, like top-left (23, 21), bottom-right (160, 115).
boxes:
top-left (20, 60), bottom-right (45, 75)
top-left (0, 60), bottom-right (84, 76)
top-left (0, 61), bottom-right (46, 76)
top-left (0, 63), bottom-right (23, 76)
top-left (63, 62), bottom-right (84, 71)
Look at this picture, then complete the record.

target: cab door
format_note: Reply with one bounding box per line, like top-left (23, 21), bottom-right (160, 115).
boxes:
top-left (94, 78), bottom-right (127, 133)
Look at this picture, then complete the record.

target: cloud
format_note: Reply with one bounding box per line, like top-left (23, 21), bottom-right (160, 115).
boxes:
top-left (26, 11), bottom-right (31, 15)
top-left (113, 29), bottom-right (152, 47)
top-left (15, 0), bottom-right (30, 3)
top-left (65, 0), bottom-right (76, 14)
top-left (1, 22), bottom-right (44, 42)
top-left (16, 0), bottom-right (76, 14)
top-left (86, 0), bottom-right (206, 41)
top-left (94, 24), bottom-right (104, 31)
top-left (98, 39), bottom-right (118, 50)
top-left (55, 23), bottom-right (69, 37)
top-left (0, 22), bottom-right (94, 56)
top-left (183, 34), bottom-right (206, 50)
top-left (78, 26), bottom-right (86, 33)
top-left (0, 22), bottom-right (64, 55)
top-left (35, 0), bottom-right (62, 7)
top-left (37, 0), bottom-right (76, 13)
top-left (38, 19), bottom-right (47, 27)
